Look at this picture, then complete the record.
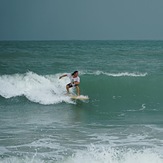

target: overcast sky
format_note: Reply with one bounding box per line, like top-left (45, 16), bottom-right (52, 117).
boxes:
top-left (0, 0), bottom-right (163, 40)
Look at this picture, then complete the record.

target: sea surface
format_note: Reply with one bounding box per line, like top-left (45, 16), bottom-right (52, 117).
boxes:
top-left (0, 40), bottom-right (163, 163)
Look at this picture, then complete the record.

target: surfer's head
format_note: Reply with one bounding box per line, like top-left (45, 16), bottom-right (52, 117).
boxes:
top-left (72, 71), bottom-right (78, 76)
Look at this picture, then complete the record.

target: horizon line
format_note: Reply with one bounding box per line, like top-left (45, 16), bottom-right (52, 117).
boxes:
top-left (1, 39), bottom-right (163, 42)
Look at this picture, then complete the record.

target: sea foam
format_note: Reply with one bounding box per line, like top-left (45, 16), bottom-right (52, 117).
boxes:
top-left (0, 146), bottom-right (162, 163)
top-left (64, 145), bottom-right (162, 163)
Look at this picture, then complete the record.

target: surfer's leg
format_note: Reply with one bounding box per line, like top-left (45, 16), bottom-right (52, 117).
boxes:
top-left (76, 86), bottom-right (80, 96)
top-left (66, 85), bottom-right (70, 94)
top-left (66, 83), bottom-right (73, 94)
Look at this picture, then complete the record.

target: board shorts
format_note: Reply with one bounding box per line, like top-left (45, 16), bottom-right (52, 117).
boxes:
top-left (67, 83), bottom-right (79, 88)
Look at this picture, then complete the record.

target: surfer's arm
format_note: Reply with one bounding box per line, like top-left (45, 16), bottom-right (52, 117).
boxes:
top-left (59, 74), bottom-right (67, 79)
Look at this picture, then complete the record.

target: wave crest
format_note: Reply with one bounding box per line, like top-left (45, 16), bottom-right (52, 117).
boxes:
top-left (80, 70), bottom-right (147, 77)
top-left (0, 71), bottom-right (73, 105)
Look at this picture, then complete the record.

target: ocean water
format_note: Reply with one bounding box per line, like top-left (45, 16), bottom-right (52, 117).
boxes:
top-left (0, 40), bottom-right (163, 163)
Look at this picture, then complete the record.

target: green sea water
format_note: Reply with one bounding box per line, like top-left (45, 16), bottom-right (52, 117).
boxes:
top-left (0, 40), bottom-right (163, 162)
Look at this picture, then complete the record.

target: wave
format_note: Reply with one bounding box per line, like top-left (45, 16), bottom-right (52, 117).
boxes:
top-left (0, 70), bottom-right (152, 105)
top-left (0, 71), bottom-right (74, 105)
top-left (80, 70), bottom-right (148, 77)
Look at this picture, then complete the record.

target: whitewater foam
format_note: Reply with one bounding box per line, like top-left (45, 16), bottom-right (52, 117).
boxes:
top-left (64, 145), bottom-right (162, 163)
top-left (0, 72), bottom-right (74, 105)
top-left (0, 145), bottom-right (162, 163)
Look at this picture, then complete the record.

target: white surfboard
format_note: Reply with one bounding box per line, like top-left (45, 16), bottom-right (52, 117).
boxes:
top-left (68, 94), bottom-right (89, 100)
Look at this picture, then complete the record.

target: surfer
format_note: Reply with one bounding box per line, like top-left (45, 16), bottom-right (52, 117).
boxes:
top-left (59, 71), bottom-right (80, 96)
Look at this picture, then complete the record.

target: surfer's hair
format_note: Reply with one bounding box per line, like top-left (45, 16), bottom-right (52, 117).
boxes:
top-left (72, 71), bottom-right (78, 76)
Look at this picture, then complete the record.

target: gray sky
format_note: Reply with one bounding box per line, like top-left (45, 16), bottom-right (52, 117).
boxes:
top-left (0, 0), bottom-right (163, 40)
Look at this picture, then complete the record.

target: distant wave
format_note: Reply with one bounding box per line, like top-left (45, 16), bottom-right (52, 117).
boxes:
top-left (80, 70), bottom-right (148, 77)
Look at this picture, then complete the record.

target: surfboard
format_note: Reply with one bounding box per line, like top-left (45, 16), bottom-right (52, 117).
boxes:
top-left (68, 94), bottom-right (89, 100)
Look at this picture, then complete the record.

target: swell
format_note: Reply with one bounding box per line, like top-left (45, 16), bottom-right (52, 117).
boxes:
top-left (81, 72), bottom-right (163, 113)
